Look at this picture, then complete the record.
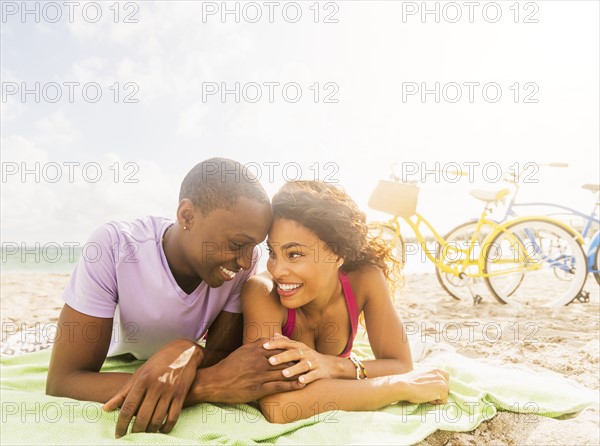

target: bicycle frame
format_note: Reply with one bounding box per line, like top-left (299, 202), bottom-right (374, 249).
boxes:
top-left (479, 214), bottom-right (585, 273)
top-left (382, 208), bottom-right (569, 279)
top-left (376, 164), bottom-right (595, 304)
top-left (493, 179), bottom-right (599, 274)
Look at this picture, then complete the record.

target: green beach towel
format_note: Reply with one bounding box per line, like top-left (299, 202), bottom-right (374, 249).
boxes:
top-left (1, 337), bottom-right (597, 445)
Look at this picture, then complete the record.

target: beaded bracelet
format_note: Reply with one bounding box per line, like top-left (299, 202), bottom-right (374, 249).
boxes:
top-left (348, 354), bottom-right (361, 379)
top-left (348, 354), bottom-right (367, 380)
top-left (358, 359), bottom-right (368, 379)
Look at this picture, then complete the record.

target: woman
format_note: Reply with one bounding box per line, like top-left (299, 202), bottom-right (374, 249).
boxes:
top-left (241, 181), bottom-right (449, 423)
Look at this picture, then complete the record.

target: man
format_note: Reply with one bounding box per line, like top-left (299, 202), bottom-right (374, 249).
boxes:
top-left (46, 158), bottom-right (304, 438)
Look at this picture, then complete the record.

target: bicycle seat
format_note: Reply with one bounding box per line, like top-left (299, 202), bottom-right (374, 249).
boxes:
top-left (469, 188), bottom-right (510, 203)
top-left (582, 184), bottom-right (600, 193)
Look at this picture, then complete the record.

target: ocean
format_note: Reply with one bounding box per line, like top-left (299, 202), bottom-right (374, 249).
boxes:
top-left (1, 245), bottom-right (82, 274)
top-left (1, 243), bottom-right (435, 275)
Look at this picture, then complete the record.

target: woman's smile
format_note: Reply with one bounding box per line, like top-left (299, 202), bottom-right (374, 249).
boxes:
top-left (276, 282), bottom-right (304, 297)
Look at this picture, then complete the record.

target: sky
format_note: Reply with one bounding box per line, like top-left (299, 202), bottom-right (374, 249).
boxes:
top-left (1, 1), bottom-right (599, 266)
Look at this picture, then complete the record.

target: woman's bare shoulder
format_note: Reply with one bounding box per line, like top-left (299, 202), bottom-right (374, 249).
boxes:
top-left (242, 271), bottom-right (281, 305)
top-left (346, 266), bottom-right (388, 306)
top-left (244, 271), bottom-right (274, 291)
top-left (347, 265), bottom-right (386, 287)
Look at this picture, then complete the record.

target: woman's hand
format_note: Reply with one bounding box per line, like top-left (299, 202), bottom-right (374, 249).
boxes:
top-left (397, 367), bottom-right (450, 405)
top-left (262, 334), bottom-right (338, 384)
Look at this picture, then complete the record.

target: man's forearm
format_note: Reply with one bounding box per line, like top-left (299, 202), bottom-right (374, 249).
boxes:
top-left (183, 345), bottom-right (227, 406)
top-left (184, 366), bottom-right (222, 406)
top-left (199, 348), bottom-right (229, 369)
top-left (46, 371), bottom-right (132, 404)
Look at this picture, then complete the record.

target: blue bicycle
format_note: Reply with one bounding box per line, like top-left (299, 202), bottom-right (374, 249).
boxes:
top-left (436, 163), bottom-right (599, 305)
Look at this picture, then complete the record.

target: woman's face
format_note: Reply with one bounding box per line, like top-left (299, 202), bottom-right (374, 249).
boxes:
top-left (266, 218), bottom-right (341, 308)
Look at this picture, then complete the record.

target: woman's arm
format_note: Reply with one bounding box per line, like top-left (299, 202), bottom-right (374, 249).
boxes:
top-left (360, 265), bottom-right (414, 376)
top-left (240, 273), bottom-right (286, 342)
top-left (241, 271), bottom-right (449, 423)
top-left (260, 368), bottom-right (449, 423)
top-left (265, 266), bottom-right (413, 382)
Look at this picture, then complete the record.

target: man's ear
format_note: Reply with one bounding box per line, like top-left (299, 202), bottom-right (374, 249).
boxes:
top-left (177, 199), bottom-right (200, 228)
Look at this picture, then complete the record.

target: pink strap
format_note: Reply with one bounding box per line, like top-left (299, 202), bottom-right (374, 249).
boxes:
top-left (282, 308), bottom-right (296, 338)
top-left (338, 272), bottom-right (359, 358)
top-left (281, 272), bottom-right (359, 357)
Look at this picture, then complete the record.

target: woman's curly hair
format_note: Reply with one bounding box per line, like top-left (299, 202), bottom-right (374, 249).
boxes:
top-left (271, 181), bottom-right (403, 299)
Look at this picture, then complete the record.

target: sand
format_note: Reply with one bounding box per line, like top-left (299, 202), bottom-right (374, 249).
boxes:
top-left (1, 272), bottom-right (599, 445)
top-left (399, 273), bottom-right (600, 446)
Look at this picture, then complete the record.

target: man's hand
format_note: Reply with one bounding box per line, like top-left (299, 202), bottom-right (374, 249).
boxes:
top-left (193, 338), bottom-right (306, 404)
top-left (102, 339), bottom-right (203, 438)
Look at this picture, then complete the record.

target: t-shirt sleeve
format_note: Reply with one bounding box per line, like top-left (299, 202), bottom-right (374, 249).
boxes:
top-left (62, 223), bottom-right (119, 318)
top-left (222, 246), bottom-right (260, 313)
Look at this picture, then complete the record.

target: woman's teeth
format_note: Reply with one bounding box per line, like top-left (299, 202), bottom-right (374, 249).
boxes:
top-left (278, 283), bottom-right (302, 291)
top-left (220, 266), bottom-right (237, 278)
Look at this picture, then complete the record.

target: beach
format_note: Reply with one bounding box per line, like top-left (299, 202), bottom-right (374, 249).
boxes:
top-left (1, 271), bottom-right (599, 445)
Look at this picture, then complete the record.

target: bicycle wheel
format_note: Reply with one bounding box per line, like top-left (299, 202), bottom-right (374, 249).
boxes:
top-left (381, 225), bottom-right (406, 264)
top-left (484, 219), bottom-right (587, 306)
top-left (435, 221), bottom-right (491, 301)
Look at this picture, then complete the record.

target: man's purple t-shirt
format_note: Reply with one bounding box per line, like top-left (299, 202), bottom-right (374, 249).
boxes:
top-left (62, 216), bottom-right (257, 359)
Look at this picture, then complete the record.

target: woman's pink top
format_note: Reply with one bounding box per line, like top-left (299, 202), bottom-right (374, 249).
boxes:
top-left (281, 271), bottom-right (358, 358)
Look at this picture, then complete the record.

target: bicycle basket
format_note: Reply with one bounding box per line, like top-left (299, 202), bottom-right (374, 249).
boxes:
top-left (368, 180), bottom-right (419, 218)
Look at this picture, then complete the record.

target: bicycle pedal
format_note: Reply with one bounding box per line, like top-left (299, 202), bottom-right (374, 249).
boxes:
top-left (568, 291), bottom-right (590, 305)
top-left (576, 291), bottom-right (590, 303)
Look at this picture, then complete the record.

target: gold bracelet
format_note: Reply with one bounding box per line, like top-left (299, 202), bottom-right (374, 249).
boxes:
top-left (357, 358), bottom-right (367, 379)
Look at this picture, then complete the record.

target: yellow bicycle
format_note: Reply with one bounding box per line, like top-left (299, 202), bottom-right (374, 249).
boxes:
top-left (369, 177), bottom-right (587, 307)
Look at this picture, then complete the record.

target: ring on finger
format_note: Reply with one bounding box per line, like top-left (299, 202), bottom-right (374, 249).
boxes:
top-left (306, 360), bottom-right (312, 371)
